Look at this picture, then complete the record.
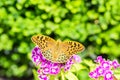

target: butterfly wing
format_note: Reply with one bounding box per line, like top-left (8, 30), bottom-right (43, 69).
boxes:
top-left (56, 41), bottom-right (85, 63)
top-left (31, 34), bottom-right (56, 61)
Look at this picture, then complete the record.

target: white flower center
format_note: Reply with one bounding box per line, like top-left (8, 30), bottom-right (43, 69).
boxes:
top-left (52, 68), bottom-right (56, 72)
top-left (114, 63), bottom-right (117, 66)
top-left (106, 73), bottom-right (111, 78)
top-left (37, 50), bottom-right (40, 54)
top-left (36, 58), bottom-right (39, 62)
top-left (98, 69), bottom-right (103, 73)
top-left (45, 68), bottom-right (49, 71)
top-left (41, 75), bottom-right (46, 78)
top-left (98, 59), bottom-right (100, 62)
top-left (93, 73), bottom-right (97, 77)
top-left (103, 63), bottom-right (108, 68)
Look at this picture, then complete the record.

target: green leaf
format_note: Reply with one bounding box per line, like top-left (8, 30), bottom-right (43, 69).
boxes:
top-left (33, 69), bottom-right (39, 80)
top-left (65, 72), bottom-right (78, 80)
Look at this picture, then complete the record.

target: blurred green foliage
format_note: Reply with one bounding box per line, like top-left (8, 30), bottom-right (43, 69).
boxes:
top-left (0, 0), bottom-right (120, 80)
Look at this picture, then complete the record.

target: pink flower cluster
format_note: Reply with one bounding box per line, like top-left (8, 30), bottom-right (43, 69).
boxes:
top-left (89, 56), bottom-right (120, 80)
top-left (31, 46), bottom-right (81, 80)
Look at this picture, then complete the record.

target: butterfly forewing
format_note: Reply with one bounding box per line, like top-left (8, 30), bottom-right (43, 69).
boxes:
top-left (63, 41), bottom-right (85, 55)
top-left (31, 35), bottom-right (57, 61)
top-left (56, 41), bottom-right (85, 63)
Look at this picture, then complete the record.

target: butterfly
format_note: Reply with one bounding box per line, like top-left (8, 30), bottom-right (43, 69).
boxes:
top-left (31, 34), bottom-right (85, 63)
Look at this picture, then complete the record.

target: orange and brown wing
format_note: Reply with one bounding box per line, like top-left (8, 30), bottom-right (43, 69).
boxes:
top-left (62, 41), bottom-right (85, 55)
top-left (56, 41), bottom-right (85, 63)
top-left (31, 34), bottom-right (56, 61)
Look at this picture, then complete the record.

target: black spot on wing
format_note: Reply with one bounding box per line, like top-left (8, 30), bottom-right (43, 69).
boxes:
top-left (67, 42), bottom-right (84, 55)
top-left (78, 44), bottom-right (80, 47)
top-left (74, 42), bottom-right (76, 47)
top-left (37, 36), bottom-right (39, 39)
top-left (40, 36), bottom-right (43, 40)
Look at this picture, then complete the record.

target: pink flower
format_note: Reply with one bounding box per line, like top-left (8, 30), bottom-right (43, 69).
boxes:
top-left (64, 64), bottom-right (71, 71)
top-left (42, 67), bottom-right (50, 74)
top-left (38, 74), bottom-right (49, 80)
top-left (89, 70), bottom-right (99, 79)
top-left (31, 46), bottom-right (82, 80)
top-left (40, 61), bottom-right (50, 68)
top-left (50, 66), bottom-right (60, 75)
top-left (104, 71), bottom-right (113, 80)
top-left (73, 55), bottom-right (81, 63)
top-left (96, 66), bottom-right (105, 76)
top-left (94, 56), bottom-right (104, 63)
top-left (89, 56), bottom-right (120, 80)
top-left (112, 60), bottom-right (120, 69)
top-left (101, 61), bottom-right (110, 69)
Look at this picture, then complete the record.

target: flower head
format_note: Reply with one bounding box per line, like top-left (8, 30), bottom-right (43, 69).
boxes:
top-left (94, 56), bottom-right (104, 63)
top-left (89, 56), bottom-right (120, 80)
top-left (50, 66), bottom-right (60, 75)
top-left (72, 55), bottom-right (81, 63)
top-left (96, 66), bottom-right (105, 76)
top-left (89, 70), bottom-right (99, 79)
top-left (31, 46), bottom-right (82, 80)
top-left (112, 60), bottom-right (120, 69)
top-left (42, 67), bottom-right (50, 74)
top-left (38, 74), bottom-right (49, 80)
top-left (104, 70), bottom-right (113, 80)
top-left (101, 61), bottom-right (110, 69)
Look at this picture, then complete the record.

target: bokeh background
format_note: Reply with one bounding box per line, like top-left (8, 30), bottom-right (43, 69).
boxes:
top-left (0, 0), bottom-right (120, 80)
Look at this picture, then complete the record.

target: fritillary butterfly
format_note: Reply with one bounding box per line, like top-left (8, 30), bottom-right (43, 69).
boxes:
top-left (31, 34), bottom-right (85, 63)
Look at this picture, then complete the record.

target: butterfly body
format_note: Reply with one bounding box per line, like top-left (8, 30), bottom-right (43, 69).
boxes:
top-left (31, 34), bottom-right (85, 63)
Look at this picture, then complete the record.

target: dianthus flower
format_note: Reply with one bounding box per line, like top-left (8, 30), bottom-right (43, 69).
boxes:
top-left (32, 46), bottom-right (81, 80)
top-left (89, 56), bottom-right (120, 80)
